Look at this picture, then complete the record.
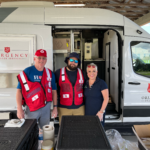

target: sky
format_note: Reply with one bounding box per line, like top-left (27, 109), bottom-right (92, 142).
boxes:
top-left (142, 23), bottom-right (150, 34)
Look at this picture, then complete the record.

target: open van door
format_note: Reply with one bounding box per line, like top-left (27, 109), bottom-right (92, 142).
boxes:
top-left (123, 36), bottom-right (150, 122)
top-left (0, 23), bottom-right (52, 111)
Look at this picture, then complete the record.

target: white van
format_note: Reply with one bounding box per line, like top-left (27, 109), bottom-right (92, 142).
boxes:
top-left (0, 2), bottom-right (150, 127)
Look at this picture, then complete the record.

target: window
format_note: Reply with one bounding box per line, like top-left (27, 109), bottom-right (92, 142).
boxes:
top-left (0, 73), bottom-right (18, 88)
top-left (131, 41), bottom-right (150, 77)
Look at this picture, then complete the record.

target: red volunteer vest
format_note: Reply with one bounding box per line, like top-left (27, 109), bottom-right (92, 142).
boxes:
top-left (17, 67), bottom-right (52, 112)
top-left (59, 67), bottom-right (84, 106)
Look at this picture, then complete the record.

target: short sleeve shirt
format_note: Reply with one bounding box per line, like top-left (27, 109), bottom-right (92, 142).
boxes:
top-left (17, 66), bottom-right (57, 90)
top-left (84, 77), bottom-right (108, 115)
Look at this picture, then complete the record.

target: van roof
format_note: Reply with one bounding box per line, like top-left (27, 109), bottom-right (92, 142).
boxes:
top-left (1, 1), bottom-right (54, 7)
top-left (0, 3), bottom-right (149, 38)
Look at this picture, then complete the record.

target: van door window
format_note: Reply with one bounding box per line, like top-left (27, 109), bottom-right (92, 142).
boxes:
top-left (131, 41), bottom-right (150, 77)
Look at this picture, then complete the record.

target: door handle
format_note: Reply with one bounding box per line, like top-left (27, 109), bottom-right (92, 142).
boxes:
top-left (128, 82), bottom-right (141, 85)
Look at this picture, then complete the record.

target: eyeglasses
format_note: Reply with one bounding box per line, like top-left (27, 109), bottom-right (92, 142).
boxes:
top-left (69, 58), bottom-right (78, 63)
top-left (87, 65), bottom-right (96, 68)
top-left (36, 57), bottom-right (47, 60)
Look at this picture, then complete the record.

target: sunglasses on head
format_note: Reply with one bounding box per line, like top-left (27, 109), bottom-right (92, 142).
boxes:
top-left (69, 58), bottom-right (78, 63)
top-left (87, 65), bottom-right (96, 68)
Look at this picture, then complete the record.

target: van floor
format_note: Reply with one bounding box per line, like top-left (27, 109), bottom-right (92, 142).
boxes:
top-left (123, 136), bottom-right (138, 143)
top-left (105, 101), bottom-right (120, 120)
top-left (104, 123), bottom-right (135, 136)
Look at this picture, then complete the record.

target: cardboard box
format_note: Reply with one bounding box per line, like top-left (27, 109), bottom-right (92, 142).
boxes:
top-left (53, 38), bottom-right (71, 51)
top-left (132, 124), bottom-right (150, 150)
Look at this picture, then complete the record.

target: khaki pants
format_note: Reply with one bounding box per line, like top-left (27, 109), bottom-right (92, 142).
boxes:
top-left (58, 105), bottom-right (85, 124)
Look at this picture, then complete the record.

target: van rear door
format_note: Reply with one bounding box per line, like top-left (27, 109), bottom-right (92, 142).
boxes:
top-left (0, 23), bottom-right (52, 111)
top-left (123, 36), bottom-right (150, 122)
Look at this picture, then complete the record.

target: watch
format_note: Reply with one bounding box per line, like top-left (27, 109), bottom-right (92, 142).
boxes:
top-left (53, 105), bottom-right (58, 107)
top-left (99, 110), bottom-right (105, 113)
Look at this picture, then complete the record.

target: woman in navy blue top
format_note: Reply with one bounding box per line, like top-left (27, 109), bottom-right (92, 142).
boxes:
top-left (84, 63), bottom-right (109, 126)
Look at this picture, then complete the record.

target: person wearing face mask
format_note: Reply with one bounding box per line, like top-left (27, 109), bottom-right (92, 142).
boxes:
top-left (55, 52), bottom-right (86, 124)
top-left (16, 49), bottom-right (57, 130)
top-left (84, 63), bottom-right (109, 126)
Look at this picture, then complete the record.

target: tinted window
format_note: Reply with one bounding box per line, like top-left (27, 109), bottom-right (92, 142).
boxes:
top-left (131, 41), bottom-right (150, 77)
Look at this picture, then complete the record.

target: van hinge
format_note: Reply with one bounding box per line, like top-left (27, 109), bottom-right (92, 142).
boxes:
top-left (121, 91), bottom-right (123, 98)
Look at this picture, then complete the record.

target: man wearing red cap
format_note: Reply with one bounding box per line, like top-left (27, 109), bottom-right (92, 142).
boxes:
top-left (16, 49), bottom-right (57, 129)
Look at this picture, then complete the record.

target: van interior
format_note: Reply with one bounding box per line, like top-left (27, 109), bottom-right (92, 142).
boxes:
top-left (52, 28), bottom-right (122, 121)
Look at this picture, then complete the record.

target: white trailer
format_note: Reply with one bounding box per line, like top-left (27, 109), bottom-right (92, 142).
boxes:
top-left (0, 2), bottom-right (150, 127)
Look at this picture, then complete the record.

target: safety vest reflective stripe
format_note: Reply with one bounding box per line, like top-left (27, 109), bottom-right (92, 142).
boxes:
top-left (45, 68), bottom-right (51, 81)
top-left (20, 68), bottom-right (51, 92)
top-left (62, 67), bottom-right (65, 82)
top-left (61, 68), bottom-right (83, 83)
top-left (20, 71), bottom-right (29, 92)
top-left (78, 68), bottom-right (83, 83)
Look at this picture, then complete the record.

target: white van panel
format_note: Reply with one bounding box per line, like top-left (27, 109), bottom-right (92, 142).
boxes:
top-left (0, 6), bottom-right (150, 39)
top-left (1, 1), bottom-right (54, 7)
top-left (104, 30), bottom-right (119, 112)
top-left (123, 117), bottom-right (150, 122)
top-left (45, 8), bottom-right (124, 26)
top-left (1, 7), bottom-right (150, 39)
top-left (0, 73), bottom-right (18, 88)
top-left (124, 17), bottom-right (150, 39)
top-left (0, 88), bottom-right (17, 110)
top-left (0, 34), bottom-right (35, 71)
top-left (0, 23), bottom-right (53, 70)
top-left (0, 23), bottom-right (52, 110)
top-left (2, 8), bottom-right (44, 24)
top-left (123, 36), bottom-right (150, 107)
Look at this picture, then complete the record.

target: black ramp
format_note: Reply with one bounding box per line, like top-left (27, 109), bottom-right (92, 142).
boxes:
top-left (57, 116), bottom-right (112, 150)
top-left (0, 119), bottom-right (38, 150)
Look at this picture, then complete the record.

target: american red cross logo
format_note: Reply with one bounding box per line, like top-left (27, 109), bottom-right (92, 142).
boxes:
top-left (79, 80), bottom-right (83, 83)
top-left (40, 49), bottom-right (44, 53)
top-left (78, 93), bottom-right (83, 97)
top-left (63, 94), bottom-right (69, 98)
top-left (4, 47), bottom-right (10, 53)
top-left (147, 83), bottom-right (150, 93)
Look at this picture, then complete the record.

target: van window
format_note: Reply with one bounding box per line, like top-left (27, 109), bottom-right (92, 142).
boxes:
top-left (0, 73), bottom-right (18, 88)
top-left (131, 41), bottom-right (150, 77)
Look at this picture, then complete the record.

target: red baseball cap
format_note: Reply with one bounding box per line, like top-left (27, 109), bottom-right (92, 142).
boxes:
top-left (34, 49), bottom-right (47, 57)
